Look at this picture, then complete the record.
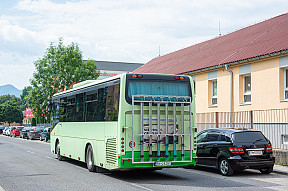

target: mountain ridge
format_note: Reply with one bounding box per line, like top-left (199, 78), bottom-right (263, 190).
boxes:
top-left (0, 84), bottom-right (22, 97)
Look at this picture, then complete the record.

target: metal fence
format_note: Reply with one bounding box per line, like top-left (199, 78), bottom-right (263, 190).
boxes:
top-left (196, 108), bottom-right (288, 150)
top-left (37, 123), bottom-right (51, 128)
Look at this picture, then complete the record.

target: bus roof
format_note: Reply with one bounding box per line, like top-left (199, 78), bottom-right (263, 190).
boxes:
top-left (53, 74), bottom-right (123, 98)
top-left (52, 73), bottom-right (192, 99)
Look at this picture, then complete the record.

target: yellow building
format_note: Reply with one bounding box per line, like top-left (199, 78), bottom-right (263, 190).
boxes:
top-left (190, 55), bottom-right (288, 113)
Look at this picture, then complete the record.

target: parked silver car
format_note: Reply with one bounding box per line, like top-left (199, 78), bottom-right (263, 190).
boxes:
top-left (3, 127), bottom-right (9, 135)
top-left (6, 127), bottom-right (13, 136)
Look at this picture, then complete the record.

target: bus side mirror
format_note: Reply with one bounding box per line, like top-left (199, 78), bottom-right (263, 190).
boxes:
top-left (47, 102), bottom-right (52, 112)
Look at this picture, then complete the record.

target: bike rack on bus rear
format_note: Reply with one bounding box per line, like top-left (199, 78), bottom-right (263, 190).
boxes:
top-left (129, 95), bottom-right (194, 164)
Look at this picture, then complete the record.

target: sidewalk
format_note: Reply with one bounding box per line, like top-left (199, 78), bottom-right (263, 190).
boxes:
top-left (273, 165), bottom-right (288, 175)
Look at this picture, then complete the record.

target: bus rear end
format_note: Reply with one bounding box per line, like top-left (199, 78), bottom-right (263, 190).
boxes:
top-left (118, 74), bottom-right (197, 170)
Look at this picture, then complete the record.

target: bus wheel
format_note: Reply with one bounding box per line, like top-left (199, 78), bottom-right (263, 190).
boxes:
top-left (86, 145), bottom-right (96, 172)
top-left (56, 141), bottom-right (64, 161)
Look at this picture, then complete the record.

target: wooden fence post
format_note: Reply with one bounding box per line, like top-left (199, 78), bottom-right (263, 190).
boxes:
top-left (215, 112), bottom-right (219, 128)
top-left (250, 110), bottom-right (253, 129)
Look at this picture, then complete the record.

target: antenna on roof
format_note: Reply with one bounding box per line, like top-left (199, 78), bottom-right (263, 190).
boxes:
top-left (219, 21), bottom-right (222, 36)
top-left (159, 45), bottom-right (161, 57)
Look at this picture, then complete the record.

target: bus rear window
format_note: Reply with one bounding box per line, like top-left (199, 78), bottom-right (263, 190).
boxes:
top-left (127, 80), bottom-right (191, 102)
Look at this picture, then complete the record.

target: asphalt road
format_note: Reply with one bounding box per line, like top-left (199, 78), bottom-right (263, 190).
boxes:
top-left (0, 135), bottom-right (287, 191)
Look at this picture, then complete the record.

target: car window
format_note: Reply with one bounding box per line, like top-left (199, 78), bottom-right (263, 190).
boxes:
top-left (206, 132), bottom-right (220, 142)
top-left (219, 133), bottom-right (232, 142)
top-left (232, 131), bottom-right (268, 143)
top-left (225, 135), bottom-right (232, 142)
top-left (218, 134), bottom-right (226, 141)
top-left (197, 131), bottom-right (208, 143)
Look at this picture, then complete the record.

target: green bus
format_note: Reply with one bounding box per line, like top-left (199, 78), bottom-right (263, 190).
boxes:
top-left (50, 73), bottom-right (197, 172)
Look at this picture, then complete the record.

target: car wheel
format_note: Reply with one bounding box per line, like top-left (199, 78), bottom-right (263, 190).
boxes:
top-left (259, 166), bottom-right (273, 174)
top-left (86, 145), bottom-right (96, 172)
top-left (40, 136), bottom-right (42, 141)
top-left (45, 137), bottom-right (48, 142)
top-left (219, 158), bottom-right (234, 176)
top-left (56, 142), bottom-right (64, 161)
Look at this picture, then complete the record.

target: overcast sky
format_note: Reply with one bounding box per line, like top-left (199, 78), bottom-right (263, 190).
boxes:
top-left (0, 0), bottom-right (287, 90)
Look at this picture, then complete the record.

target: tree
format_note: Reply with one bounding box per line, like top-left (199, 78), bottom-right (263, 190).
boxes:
top-left (0, 94), bottom-right (21, 105)
top-left (20, 86), bottom-right (33, 107)
top-left (0, 101), bottom-right (23, 125)
top-left (27, 38), bottom-right (99, 122)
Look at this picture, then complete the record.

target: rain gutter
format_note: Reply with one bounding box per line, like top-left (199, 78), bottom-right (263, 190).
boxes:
top-left (181, 50), bottom-right (288, 75)
top-left (225, 65), bottom-right (233, 128)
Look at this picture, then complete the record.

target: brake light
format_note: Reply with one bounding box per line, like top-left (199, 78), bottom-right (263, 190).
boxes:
top-left (132, 74), bottom-right (137, 78)
top-left (229, 147), bottom-right (244, 154)
top-left (33, 129), bottom-right (35, 134)
top-left (137, 75), bottom-right (143, 78)
top-left (174, 76), bottom-right (179, 80)
top-left (266, 146), bottom-right (272, 153)
top-left (47, 132), bottom-right (50, 134)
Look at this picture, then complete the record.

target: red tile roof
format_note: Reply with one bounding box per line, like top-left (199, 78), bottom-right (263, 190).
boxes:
top-left (135, 13), bottom-right (288, 74)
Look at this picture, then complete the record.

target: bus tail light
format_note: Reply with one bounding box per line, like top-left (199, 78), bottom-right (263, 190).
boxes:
top-left (132, 74), bottom-right (143, 78)
top-left (174, 76), bottom-right (179, 80)
top-left (229, 147), bottom-right (244, 154)
top-left (180, 77), bottom-right (184, 80)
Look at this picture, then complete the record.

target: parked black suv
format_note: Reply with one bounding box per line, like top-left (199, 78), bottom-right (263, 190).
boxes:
top-left (196, 128), bottom-right (275, 176)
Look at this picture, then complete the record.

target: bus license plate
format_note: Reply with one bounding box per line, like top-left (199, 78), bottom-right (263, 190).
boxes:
top-left (153, 161), bottom-right (172, 167)
top-left (248, 151), bottom-right (263, 156)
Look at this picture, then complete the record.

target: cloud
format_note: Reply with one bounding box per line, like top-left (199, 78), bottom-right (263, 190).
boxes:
top-left (0, 51), bottom-right (35, 90)
top-left (0, 19), bottom-right (49, 56)
top-left (0, 0), bottom-right (287, 89)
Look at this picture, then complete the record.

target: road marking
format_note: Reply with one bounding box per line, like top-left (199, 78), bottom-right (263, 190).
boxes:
top-left (74, 165), bottom-right (87, 171)
top-left (130, 183), bottom-right (154, 191)
top-left (45, 156), bottom-right (57, 160)
top-left (0, 186), bottom-right (5, 191)
top-left (27, 151), bottom-right (36, 154)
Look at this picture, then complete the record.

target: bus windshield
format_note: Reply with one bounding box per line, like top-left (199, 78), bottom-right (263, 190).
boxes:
top-left (127, 80), bottom-right (191, 100)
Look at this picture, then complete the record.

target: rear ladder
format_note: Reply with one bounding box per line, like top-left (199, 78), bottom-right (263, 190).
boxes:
top-left (130, 95), bottom-right (194, 165)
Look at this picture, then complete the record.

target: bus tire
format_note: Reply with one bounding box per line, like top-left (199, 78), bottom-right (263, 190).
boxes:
top-left (56, 141), bottom-right (64, 161)
top-left (86, 144), bottom-right (96, 172)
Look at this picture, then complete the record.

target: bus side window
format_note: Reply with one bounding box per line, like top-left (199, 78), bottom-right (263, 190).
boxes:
top-left (59, 97), bottom-right (67, 122)
top-left (75, 93), bottom-right (85, 122)
top-left (51, 101), bottom-right (59, 128)
top-left (66, 97), bottom-right (75, 122)
top-left (97, 87), bottom-right (107, 121)
top-left (86, 91), bottom-right (98, 122)
top-left (105, 83), bottom-right (120, 121)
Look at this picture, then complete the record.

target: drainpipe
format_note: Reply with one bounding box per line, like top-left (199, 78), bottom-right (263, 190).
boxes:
top-left (225, 65), bottom-right (233, 128)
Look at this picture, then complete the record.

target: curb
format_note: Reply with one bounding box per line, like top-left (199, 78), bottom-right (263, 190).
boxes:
top-left (273, 169), bottom-right (288, 175)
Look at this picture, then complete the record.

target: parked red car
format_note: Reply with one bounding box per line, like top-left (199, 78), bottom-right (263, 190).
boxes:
top-left (10, 126), bottom-right (24, 137)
